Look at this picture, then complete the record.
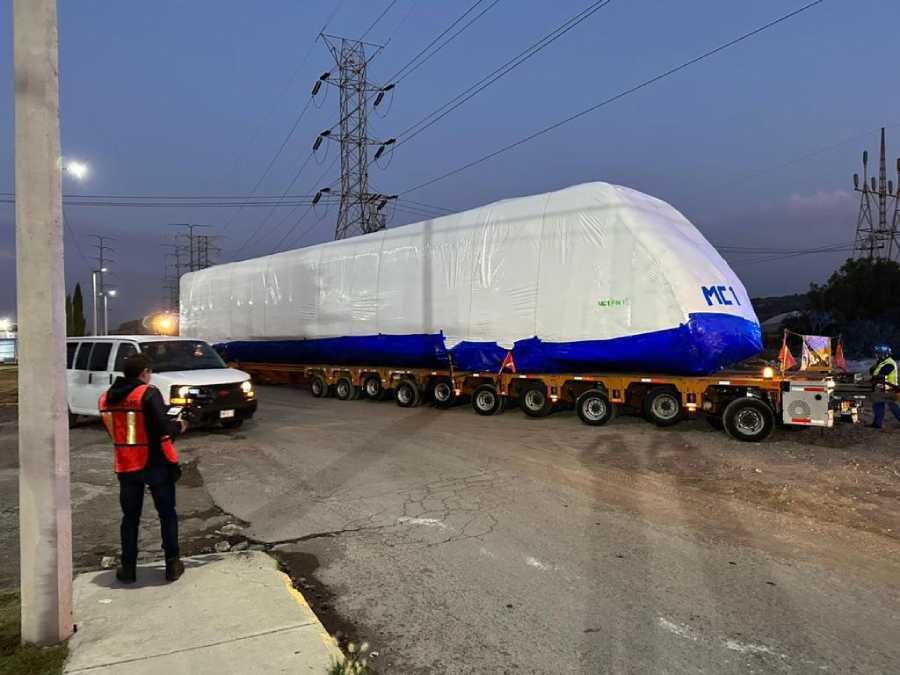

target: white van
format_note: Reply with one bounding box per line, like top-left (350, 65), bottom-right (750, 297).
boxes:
top-left (66, 335), bottom-right (257, 428)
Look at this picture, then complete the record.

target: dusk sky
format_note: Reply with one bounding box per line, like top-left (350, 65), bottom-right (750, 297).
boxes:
top-left (2, 0), bottom-right (899, 325)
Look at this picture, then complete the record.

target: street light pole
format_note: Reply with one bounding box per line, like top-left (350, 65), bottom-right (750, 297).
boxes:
top-left (13, 0), bottom-right (74, 645)
top-left (91, 270), bottom-right (99, 335)
top-left (102, 289), bottom-right (116, 336)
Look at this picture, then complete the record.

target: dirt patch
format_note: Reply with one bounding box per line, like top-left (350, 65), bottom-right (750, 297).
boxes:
top-left (0, 369), bottom-right (16, 408)
top-left (272, 548), bottom-right (380, 668)
top-left (574, 416), bottom-right (899, 541)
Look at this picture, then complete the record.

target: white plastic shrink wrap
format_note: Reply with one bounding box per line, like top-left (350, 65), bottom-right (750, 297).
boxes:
top-left (181, 182), bottom-right (761, 374)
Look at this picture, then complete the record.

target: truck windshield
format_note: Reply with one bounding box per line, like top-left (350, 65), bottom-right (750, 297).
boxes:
top-left (139, 340), bottom-right (226, 372)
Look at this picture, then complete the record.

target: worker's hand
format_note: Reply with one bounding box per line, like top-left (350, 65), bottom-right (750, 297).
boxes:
top-left (179, 419), bottom-right (189, 433)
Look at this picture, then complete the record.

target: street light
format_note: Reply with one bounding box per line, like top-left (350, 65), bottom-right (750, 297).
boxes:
top-left (61, 159), bottom-right (88, 181)
top-left (103, 289), bottom-right (116, 336)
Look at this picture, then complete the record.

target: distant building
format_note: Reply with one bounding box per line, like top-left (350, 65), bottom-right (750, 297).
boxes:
top-left (0, 320), bottom-right (17, 364)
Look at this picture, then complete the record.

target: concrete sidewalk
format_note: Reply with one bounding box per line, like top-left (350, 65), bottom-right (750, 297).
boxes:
top-left (64, 551), bottom-right (343, 674)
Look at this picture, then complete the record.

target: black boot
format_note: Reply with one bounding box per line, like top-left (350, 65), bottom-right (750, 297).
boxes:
top-left (116, 564), bottom-right (136, 584)
top-left (165, 558), bottom-right (184, 582)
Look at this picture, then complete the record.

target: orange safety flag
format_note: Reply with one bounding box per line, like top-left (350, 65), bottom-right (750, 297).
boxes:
top-left (499, 351), bottom-right (517, 374)
top-left (779, 336), bottom-right (797, 372)
top-left (834, 338), bottom-right (848, 371)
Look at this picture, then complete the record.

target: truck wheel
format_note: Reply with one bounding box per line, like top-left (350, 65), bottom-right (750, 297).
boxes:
top-left (310, 375), bottom-right (329, 398)
top-left (576, 389), bottom-right (614, 426)
top-left (395, 380), bottom-right (421, 408)
top-left (723, 397), bottom-right (774, 442)
top-left (68, 410), bottom-right (79, 428)
top-left (335, 377), bottom-right (358, 401)
top-left (521, 383), bottom-right (553, 418)
top-left (472, 384), bottom-right (504, 416)
top-left (362, 375), bottom-right (384, 400)
top-left (643, 388), bottom-right (682, 427)
top-left (430, 378), bottom-right (456, 408)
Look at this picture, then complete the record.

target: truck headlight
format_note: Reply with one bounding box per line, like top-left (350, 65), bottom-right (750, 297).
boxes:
top-left (762, 366), bottom-right (775, 379)
top-left (240, 380), bottom-right (253, 394)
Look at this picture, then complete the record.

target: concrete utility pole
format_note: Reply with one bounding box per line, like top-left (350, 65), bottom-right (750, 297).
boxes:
top-left (13, 0), bottom-right (74, 645)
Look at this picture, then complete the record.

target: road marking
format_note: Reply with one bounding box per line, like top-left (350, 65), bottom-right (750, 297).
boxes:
top-left (657, 617), bottom-right (699, 642)
top-left (724, 639), bottom-right (787, 658)
top-left (397, 517), bottom-right (447, 529)
top-left (525, 556), bottom-right (553, 571)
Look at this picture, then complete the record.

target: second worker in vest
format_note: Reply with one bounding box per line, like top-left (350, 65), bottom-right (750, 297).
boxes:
top-left (869, 344), bottom-right (900, 430)
top-left (99, 353), bottom-right (188, 583)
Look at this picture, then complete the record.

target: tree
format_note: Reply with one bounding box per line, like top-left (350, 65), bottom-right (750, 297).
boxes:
top-left (809, 258), bottom-right (900, 323)
top-left (65, 293), bottom-right (73, 335)
top-left (71, 283), bottom-right (87, 336)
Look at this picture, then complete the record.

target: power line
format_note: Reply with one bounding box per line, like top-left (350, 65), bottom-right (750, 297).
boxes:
top-left (359, 0), bottom-right (399, 41)
top-left (387, 0), bottom-right (500, 83)
top-left (220, 0), bottom-right (347, 191)
top-left (394, 0), bottom-right (613, 148)
top-left (222, 96), bottom-right (315, 228)
top-left (233, 151), bottom-right (316, 254)
top-left (401, 0), bottom-right (826, 195)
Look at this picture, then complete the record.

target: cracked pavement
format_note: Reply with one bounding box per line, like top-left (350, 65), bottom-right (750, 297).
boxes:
top-left (2, 382), bottom-right (899, 673)
top-left (189, 386), bottom-right (899, 673)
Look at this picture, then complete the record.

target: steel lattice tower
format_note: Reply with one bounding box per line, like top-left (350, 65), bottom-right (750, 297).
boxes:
top-left (852, 128), bottom-right (900, 260)
top-left (317, 34), bottom-right (392, 240)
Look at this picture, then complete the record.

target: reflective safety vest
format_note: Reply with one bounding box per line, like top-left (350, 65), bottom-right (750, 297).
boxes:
top-left (98, 384), bottom-right (178, 473)
top-left (874, 357), bottom-right (898, 387)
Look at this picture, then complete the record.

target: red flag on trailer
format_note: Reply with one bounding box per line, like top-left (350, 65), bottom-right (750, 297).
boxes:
top-left (779, 333), bottom-right (797, 372)
top-left (499, 351), bottom-right (516, 374)
top-left (834, 338), bottom-right (848, 371)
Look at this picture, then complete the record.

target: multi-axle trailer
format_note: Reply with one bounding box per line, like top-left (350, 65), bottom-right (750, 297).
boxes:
top-left (230, 360), bottom-right (862, 442)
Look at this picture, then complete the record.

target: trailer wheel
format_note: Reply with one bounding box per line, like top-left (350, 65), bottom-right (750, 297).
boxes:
top-left (521, 383), bottom-right (553, 418)
top-left (335, 377), bottom-right (358, 401)
top-left (395, 380), bottom-right (421, 408)
top-left (643, 388), bottom-right (682, 427)
top-left (310, 375), bottom-right (329, 398)
top-left (472, 384), bottom-right (504, 416)
top-left (576, 389), bottom-right (614, 426)
top-left (723, 397), bottom-right (774, 442)
top-left (362, 375), bottom-right (384, 400)
top-left (430, 378), bottom-right (456, 408)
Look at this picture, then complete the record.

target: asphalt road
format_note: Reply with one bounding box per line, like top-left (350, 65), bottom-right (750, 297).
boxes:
top-left (187, 386), bottom-right (899, 674)
top-left (1, 381), bottom-right (898, 673)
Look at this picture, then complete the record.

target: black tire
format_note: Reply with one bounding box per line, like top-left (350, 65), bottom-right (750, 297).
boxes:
top-left (395, 380), bottom-right (421, 408)
top-left (335, 377), bottom-right (358, 401)
top-left (520, 383), bottom-right (553, 418)
top-left (310, 375), bottom-right (329, 398)
top-left (575, 389), bottom-right (615, 426)
top-left (221, 418), bottom-right (244, 429)
top-left (643, 388), bottom-right (683, 427)
top-left (722, 397), bottom-right (775, 442)
top-left (472, 384), bottom-right (504, 416)
top-left (429, 378), bottom-right (456, 408)
top-left (68, 410), bottom-right (78, 428)
top-left (362, 375), bottom-right (384, 401)
top-left (705, 415), bottom-right (724, 430)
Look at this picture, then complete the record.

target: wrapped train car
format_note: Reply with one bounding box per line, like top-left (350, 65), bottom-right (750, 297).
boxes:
top-left (180, 182), bottom-right (762, 376)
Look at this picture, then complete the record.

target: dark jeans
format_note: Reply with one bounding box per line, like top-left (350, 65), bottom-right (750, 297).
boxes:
top-left (872, 400), bottom-right (900, 427)
top-left (118, 465), bottom-right (179, 567)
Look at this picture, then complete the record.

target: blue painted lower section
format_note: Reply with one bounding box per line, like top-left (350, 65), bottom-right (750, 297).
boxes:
top-left (214, 313), bottom-right (762, 376)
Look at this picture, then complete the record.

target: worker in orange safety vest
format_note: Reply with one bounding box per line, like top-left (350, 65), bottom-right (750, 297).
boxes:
top-left (99, 353), bottom-right (187, 583)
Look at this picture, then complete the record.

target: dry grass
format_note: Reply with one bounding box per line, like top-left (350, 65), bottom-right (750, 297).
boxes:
top-left (0, 368), bottom-right (16, 408)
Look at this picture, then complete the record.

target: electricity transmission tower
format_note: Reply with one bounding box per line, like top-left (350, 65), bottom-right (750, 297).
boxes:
top-left (852, 127), bottom-right (900, 260)
top-left (162, 225), bottom-right (219, 312)
top-left (313, 33), bottom-right (396, 240)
